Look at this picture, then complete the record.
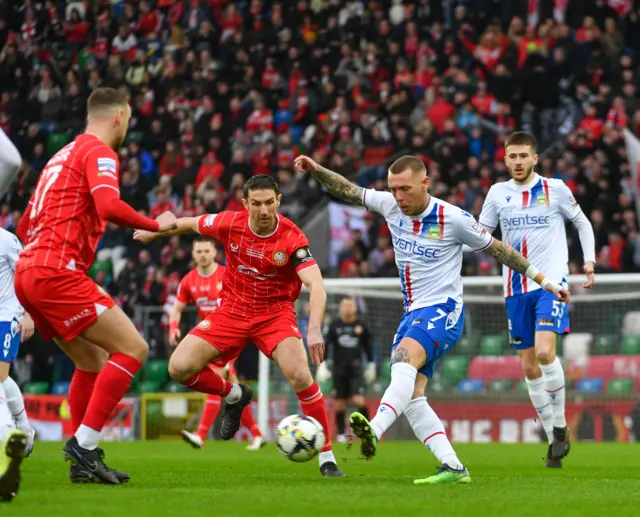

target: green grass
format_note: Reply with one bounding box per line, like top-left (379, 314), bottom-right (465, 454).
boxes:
top-left (8, 441), bottom-right (640, 516)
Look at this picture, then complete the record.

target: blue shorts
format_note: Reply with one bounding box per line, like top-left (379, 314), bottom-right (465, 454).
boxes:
top-left (505, 285), bottom-right (570, 350)
top-left (391, 299), bottom-right (465, 378)
top-left (0, 319), bottom-right (22, 364)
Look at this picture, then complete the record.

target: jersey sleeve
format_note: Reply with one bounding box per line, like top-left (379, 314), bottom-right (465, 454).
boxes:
top-left (362, 189), bottom-right (396, 218)
top-left (478, 186), bottom-right (499, 231)
top-left (1, 231), bottom-right (22, 270)
top-left (176, 276), bottom-right (191, 304)
top-left (84, 145), bottom-right (120, 195)
top-left (197, 212), bottom-right (230, 241)
top-left (454, 208), bottom-right (494, 251)
top-left (289, 230), bottom-right (317, 273)
top-left (556, 181), bottom-right (582, 221)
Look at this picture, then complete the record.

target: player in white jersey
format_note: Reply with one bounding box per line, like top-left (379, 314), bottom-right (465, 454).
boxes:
top-left (0, 132), bottom-right (31, 502)
top-left (478, 132), bottom-right (596, 468)
top-left (0, 129), bottom-right (22, 199)
top-left (294, 154), bottom-right (569, 485)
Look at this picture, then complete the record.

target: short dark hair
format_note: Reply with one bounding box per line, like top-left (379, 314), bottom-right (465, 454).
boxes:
top-left (193, 235), bottom-right (215, 246)
top-left (243, 174), bottom-right (280, 198)
top-left (504, 131), bottom-right (538, 152)
top-left (388, 155), bottom-right (427, 175)
top-left (87, 87), bottom-right (128, 114)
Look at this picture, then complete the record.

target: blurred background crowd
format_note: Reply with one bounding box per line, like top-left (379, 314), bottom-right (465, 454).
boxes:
top-left (2, 0), bottom-right (640, 380)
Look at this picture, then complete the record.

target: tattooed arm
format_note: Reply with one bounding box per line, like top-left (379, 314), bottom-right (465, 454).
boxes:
top-left (485, 238), bottom-right (570, 302)
top-left (294, 156), bottom-right (364, 206)
top-left (485, 238), bottom-right (540, 280)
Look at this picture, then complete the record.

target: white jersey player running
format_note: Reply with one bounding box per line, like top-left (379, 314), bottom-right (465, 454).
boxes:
top-left (478, 131), bottom-right (596, 468)
top-left (294, 154), bottom-right (569, 485)
top-left (0, 129), bottom-right (31, 502)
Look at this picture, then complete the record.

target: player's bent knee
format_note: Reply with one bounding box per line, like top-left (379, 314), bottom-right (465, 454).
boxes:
top-left (535, 348), bottom-right (555, 365)
top-left (522, 362), bottom-right (542, 380)
top-left (0, 362), bottom-right (9, 381)
top-left (287, 368), bottom-right (314, 392)
top-left (168, 357), bottom-right (194, 383)
top-left (128, 339), bottom-right (149, 363)
top-left (392, 338), bottom-right (426, 369)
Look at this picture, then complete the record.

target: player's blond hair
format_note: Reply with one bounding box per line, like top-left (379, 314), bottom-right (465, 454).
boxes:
top-left (388, 155), bottom-right (427, 176)
top-left (87, 87), bottom-right (128, 115)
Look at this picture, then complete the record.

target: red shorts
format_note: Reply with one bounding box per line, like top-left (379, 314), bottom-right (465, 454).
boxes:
top-left (15, 267), bottom-right (116, 342)
top-left (190, 309), bottom-right (302, 367)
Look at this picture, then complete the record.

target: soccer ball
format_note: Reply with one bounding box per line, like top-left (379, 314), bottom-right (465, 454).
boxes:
top-left (275, 414), bottom-right (325, 463)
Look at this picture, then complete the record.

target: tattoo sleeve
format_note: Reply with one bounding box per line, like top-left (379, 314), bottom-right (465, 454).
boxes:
top-left (485, 238), bottom-right (531, 275)
top-left (310, 165), bottom-right (364, 206)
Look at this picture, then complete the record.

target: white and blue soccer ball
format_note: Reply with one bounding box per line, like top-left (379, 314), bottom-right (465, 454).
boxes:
top-left (275, 414), bottom-right (326, 463)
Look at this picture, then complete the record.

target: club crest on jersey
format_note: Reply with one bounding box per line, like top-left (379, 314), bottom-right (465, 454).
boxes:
top-left (426, 224), bottom-right (441, 240)
top-left (198, 320), bottom-right (212, 330)
top-left (204, 215), bottom-right (216, 227)
top-left (536, 192), bottom-right (548, 205)
top-left (272, 250), bottom-right (288, 266)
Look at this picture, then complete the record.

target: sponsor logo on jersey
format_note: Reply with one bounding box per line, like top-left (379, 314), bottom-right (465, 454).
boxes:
top-left (204, 215), bottom-right (216, 227)
top-left (391, 235), bottom-right (442, 260)
top-left (426, 224), bottom-right (441, 240)
top-left (230, 243), bottom-right (239, 252)
top-left (506, 196), bottom-right (512, 203)
top-left (198, 320), bottom-right (212, 330)
top-left (237, 264), bottom-right (276, 280)
top-left (247, 248), bottom-right (264, 259)
top-left (538, 318), bottom-right (555, 327)
top-left (502, 214), bottom-right (550, 228)
top-left (217, 282), bottom-right (223, 291)
top-left (272, 250), bottom-right (288, 266)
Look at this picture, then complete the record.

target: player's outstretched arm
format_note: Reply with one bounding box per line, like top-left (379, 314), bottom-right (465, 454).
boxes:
top-left (133, 216), bottom-right (201, 244)
top-left (486, 238), bottom-right (570, 302)
top-left (298, 265), bottom-right (327, 365)
top-left (294, 155), bottom-right (364, 206)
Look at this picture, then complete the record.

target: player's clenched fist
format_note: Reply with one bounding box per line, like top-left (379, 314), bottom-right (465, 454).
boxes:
top-left (294, 155), bottom-right (319, 173)
top-left (307, 326), bottom-right (324, 365)
top-left (156, 211), bottom-right (178, 232)
top-left (583, 261), bottom-right (595, 288)
top-left (541, 279), bottom-right (570, 304)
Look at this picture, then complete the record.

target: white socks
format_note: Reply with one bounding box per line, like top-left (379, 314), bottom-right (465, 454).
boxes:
top-left (525, 376), bottom-right (554, 443)
top-left (540, 358), bottom-right (567, 428)
top-left (224, 384), bottom-right (242, 404)
top-left (2, 377), bottom-right (30, 432)
top-left (370, 363), bottom-right (417, 439)
top-left (319, 450), bottom-right (336, 466)
top-left (405, 396), bottom-right (463, 469)
top-left (75, 424), bottom-right (100, 450)
top-left (0, 382), bottom-right (14, 441)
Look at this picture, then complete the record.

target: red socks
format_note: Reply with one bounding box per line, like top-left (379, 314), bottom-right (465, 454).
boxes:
top-left (296, 382), bottom-right (332, 452)
top-left (81, 354), bottom-right (142, 432)
top-left (183, 368), bottom-right (232, 396)
top-left (197, 395), bottom-right (222, 440)
top-left (241, 404), bottom-right (262, 438)
top-left (69, 369), bottom-right (98, 434)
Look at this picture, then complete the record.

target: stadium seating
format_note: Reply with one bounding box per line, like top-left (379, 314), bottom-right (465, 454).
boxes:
top-left (23, 382), bottom-right (49, 395)
top-left (562, 333), bottom-right (592, 360)
top-left (143, 360), bottom-right (170, 385)
top-left (479, 335), bottom-right (506, 356)
top-left (138, 381), bottom-right (162, 394)
top-left (50, 381), bottom-right (70, 396)
top-left (594, 335), bottom-right (617, 356)
top-left (576, 378), bottom-right (604, 394)
top-left (441, 356), bottom-right (470, 384)
top-left (621, 336), bottom-right (640, 355)
top-left (487, 379), bottom-right (514, 393)
top-left (164, 382), bottom-right (187, 394)
top-left (457, 379), bottom-right (484, 394)
top-left (607, 378), bottom-right (633, 394)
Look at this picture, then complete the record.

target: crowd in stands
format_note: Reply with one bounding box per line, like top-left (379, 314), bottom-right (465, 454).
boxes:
top-left (1, 0), bottom-right (640, 328)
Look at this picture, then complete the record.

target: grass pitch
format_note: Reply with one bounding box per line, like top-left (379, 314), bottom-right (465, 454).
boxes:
top-left (9, 441), bottom-right (640, 516)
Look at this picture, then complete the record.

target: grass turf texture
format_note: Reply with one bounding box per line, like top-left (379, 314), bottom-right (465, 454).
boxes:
top-left (10, 441), bottom-right (640, 516)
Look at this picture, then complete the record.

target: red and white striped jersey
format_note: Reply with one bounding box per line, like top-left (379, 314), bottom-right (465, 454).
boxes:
top-left (176, 265), bottom-right (225, 320)
top-left (17, 133), bottom-right (120, 274)
top-left (363, 190), bottom-right (493, 312)
top-left (196, 211), bottom-right (316, 317)
top-left (479, 174), bottom-right (582, 298)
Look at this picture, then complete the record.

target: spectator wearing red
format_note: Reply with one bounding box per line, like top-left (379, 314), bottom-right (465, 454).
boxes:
top-left (578, 105), bottom-right (605, 141)
top-left (426, 93), bottom-right (455, 133)
top-left (149, 190), bottom-right (177, 220)
top-left (137, 1), bottom-right (160, 36)
top-left (195, 152), bottom-right (224, 189)
top-left (159, 141), bottom-right (184, 179)
top-left (246, 97), bottom-right (274, 134)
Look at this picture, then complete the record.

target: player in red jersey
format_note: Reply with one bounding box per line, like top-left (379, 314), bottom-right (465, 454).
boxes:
top-left (169, 237), bottom-right (264, 450)
top-left (134, 175), bottom-right (345, 477)
top-left (13, 88), bottom-right (177, 485)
